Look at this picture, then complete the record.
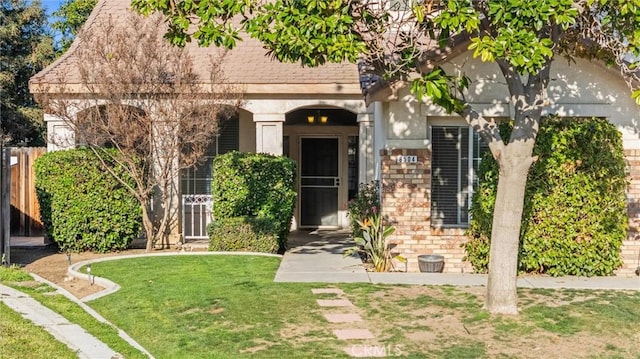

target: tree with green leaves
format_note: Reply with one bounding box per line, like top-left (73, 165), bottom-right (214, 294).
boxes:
top-left (0, 0), bottom-right (55, 146)
top-left (50, 0), bottom-right (97, 52)
top-left (131, 0), bottom-right (640, 314)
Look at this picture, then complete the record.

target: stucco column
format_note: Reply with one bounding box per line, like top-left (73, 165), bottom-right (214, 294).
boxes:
top-left (150, 114), bottom-right (182, 248)
top-left (45, 113), bottom-right (75, 152)
top-left (254, 113), bottom-right (285, 155)
top-left (357, 111), bottom-right (375, 184)
top-left (373, 101), bottom-right (385, 181)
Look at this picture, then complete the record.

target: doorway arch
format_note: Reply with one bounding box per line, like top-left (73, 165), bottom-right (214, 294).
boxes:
top-left (284, 107), bottom-right (359, 229)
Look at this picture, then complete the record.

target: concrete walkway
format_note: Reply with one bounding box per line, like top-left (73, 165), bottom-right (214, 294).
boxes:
top-left (0, 283), bottom-right (121, 359)
top-left (274, 230), bottom-right (369, 283)
top-left (7, 236), bottom-right (153, 358)
top-left (275, 230), bottom-right (640, 290)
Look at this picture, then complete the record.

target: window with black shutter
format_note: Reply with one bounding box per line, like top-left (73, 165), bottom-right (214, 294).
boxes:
top-left (181, 114), bottom-right (239, 195)
top-left (431, 126), bottom-right (488, 226)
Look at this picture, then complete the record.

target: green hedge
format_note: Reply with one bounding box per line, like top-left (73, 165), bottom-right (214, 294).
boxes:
top-left (212, 151), bottom-right (296, 251)
top-left (466, 117), bottom-right (627, 276)
top-left (208, 217), bottom-right (279, 253)
top-left (34, 148), bottom-right (141, 252)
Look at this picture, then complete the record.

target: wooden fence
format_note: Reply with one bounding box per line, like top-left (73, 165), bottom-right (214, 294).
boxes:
top-left (10, 147), bottom-right (46, 236)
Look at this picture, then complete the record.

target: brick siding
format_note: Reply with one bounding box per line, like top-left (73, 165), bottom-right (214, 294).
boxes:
top-left (621, 149), bottom-right (640, 275)
top-left (380, 148), bottom-right (472, 273)
top-left (380, 148), bottom-right (640, 275)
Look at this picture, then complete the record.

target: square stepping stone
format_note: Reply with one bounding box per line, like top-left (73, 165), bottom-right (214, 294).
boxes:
top-left (311, 288), bottom-right (344, 295)
top-left (334, 328), bottom-right (375, 340)
top-left (323, 313), bottom-right (363, 323)
top-left (344, 345), bottom-right (387, 357)
top-left (317, 299), bottom-right (353, 307)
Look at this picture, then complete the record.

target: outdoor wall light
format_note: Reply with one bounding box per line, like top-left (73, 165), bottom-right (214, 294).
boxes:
top-left (307, 114), bottom-right (329, 124)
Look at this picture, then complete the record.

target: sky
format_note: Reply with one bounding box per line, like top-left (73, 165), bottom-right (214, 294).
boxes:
top-left (39, 0), bottom-right (66, 15)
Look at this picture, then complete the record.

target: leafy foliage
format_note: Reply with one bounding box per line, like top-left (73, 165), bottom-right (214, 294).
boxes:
top-left (132, 0), bottom-right (249, 47)
top-left (244, 0), bottom-right (366, 66)
top-left (0, 0), bottom-right (55, 145)
top-left (212, 151), bottom-right (296, 251)
top-left (208, 217), bottom-right (279, 253)
top-left (346, 181), bottom-right (380, 238)
top-left (51, 0), bottom-right (97, 52)
top-left (466, 117), bottom-right (627, 276)
top-left (34, 149), bottom-right (141, 253)
top-left (344, 208), bottom-right (405, 272)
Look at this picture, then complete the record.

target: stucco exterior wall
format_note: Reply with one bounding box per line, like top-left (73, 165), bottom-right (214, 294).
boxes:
top-left (238, 110), bottom-right (256, 153)
top-left (379, 53), bottom-right (640, 274)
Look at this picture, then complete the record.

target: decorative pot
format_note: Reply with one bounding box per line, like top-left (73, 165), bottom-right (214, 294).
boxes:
top-left (418, 254), bottom-right (445, 273)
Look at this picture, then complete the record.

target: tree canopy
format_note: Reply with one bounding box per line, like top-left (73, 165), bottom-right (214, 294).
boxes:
top-left (132, 0), bottom-right (640, 314)
top-left (51, 0), bottom-right (97, 52)
top-left (0, 0), bottom-right (55, 146)
top-left (131, 0), bottom-right (640, 98)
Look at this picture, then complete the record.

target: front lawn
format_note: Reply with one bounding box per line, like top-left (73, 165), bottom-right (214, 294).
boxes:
top-left (0, 266), bottom-right (76, 358)
top-left (0, 301), bottom-right (77, 358)
top-left (0, 265), bottom-right (148, 358)
top-left (86, 255), bottom-right (640, 358)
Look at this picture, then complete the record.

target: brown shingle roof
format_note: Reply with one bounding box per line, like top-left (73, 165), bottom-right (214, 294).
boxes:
top-left (30, 0), bottom-right (361, 95)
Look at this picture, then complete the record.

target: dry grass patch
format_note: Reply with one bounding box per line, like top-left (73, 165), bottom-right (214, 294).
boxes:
top-left (342, 284), bottom-right (640, 358)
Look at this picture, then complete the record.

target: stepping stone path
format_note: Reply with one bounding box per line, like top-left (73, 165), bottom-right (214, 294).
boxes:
top-left (316, 299), bottom-right (353, 307)
top-left (312, 288), bottom-right (387, 358)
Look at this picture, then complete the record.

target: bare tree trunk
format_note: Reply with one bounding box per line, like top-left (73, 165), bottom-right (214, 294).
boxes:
top-left (157, 188), bottom-right (172, 249)
top-left (141, 202), bottom-right (156, 252)
top-left (486, 143), bottom-right (535, 314)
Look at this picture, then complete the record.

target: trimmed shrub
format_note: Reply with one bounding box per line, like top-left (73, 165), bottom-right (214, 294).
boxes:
top-left (208, 217), bottom-right (279, 253)
top-left (466, 117), bottom-right (627, 276)
top-left (212, 151), bottom-right (296, 251)
top-left (34, 148), bottom-right (141, 252)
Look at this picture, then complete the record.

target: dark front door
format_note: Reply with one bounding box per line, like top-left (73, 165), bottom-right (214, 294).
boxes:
top-left (300, 137), bottom-right (340, 227)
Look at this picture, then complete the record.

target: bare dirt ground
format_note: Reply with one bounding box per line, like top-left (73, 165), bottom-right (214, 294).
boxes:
top-left (10, 246), bottom-right (148, 299)
top-left (354, 285), bottom-right (640, 358)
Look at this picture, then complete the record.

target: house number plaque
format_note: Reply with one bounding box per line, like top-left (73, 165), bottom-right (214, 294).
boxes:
top-left (396, 155), bottom-right (418, 163)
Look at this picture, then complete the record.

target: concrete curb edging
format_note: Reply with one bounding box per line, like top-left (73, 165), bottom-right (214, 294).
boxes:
top-left (30, 273), bottom-right (155, 359)
top-left (0, 282), bottom-right (120, 359)
top-left (67, 251), bottom-right (283, 302)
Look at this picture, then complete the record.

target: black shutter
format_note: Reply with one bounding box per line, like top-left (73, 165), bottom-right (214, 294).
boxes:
top-left (431, 127), bottom-right (462, 225)
top-left (181, 116), bottom-right (239, 195)
top-left (217, 116), bottom-right (239, 155)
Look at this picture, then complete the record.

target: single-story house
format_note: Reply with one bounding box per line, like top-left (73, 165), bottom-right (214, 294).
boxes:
top-left (29, 0), bottom-right (640, 274)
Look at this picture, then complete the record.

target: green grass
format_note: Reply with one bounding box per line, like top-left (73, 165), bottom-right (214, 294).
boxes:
top-left (0, 266), bottom-right (148, 358)
top-left (85, 255), bottom-right (640, 358)
top-left (436, 341), bottom-right (487, 359)
top-left (89, 255), bottom-right (349, 358)
top-left (0, 264), bottom-right (33, 282)
top-left (522, 289), bottom-right (640, 336)
top-left (0, 301), bottom-right (78, 358)
top-left (7, 255), bottom-right (639, 359)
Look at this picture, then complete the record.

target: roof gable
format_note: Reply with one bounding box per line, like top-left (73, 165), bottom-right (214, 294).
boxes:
top-left (30, 0), bottom-right (361, 95)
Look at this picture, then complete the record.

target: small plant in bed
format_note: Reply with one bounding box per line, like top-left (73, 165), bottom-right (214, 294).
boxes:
top-left (344, 206), bottom-right (406, 272)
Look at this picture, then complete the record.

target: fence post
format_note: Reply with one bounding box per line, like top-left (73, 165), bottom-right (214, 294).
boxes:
top-left (1, 146), bottom-right (9, 266)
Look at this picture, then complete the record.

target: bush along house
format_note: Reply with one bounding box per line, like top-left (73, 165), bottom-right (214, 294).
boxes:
top-left (30, 0), bottom-right (640, 274)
